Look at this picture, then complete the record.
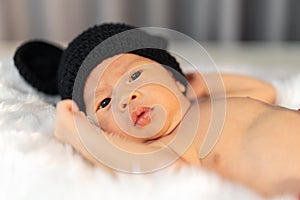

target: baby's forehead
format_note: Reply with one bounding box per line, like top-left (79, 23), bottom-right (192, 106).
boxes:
top-left (85, 54), bottom-right (150, 89)
top-left (90, 54), bottom-right (159, 80)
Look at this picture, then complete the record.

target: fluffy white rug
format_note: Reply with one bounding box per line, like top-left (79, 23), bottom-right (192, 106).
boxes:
top-left (0, 58), bottom-right (299, 200)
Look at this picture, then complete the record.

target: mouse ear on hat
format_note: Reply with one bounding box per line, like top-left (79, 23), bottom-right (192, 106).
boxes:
top-left (13, 40), bottom-right (63, 95)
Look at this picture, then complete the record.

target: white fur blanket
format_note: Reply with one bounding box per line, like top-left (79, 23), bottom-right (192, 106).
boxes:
top-left (0, 58), bottom-right (299, 200)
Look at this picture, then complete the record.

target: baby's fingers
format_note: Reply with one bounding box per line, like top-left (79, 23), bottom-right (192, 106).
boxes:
top-left (55, 99), bottom-right (92, 146)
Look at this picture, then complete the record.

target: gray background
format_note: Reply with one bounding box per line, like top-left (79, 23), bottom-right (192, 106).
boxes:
top-left (0, 0), bottom-right (299, 42)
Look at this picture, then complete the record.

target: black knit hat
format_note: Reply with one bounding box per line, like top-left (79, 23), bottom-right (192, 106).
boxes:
top-left (13, 40), bottom-right (63, 95)
top-left (14, 23), bottom-right (186, 111)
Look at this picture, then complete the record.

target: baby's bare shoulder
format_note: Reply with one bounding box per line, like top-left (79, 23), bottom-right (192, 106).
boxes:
top-left (197, 97), bottom-right (269, 115)
top-left (195, 97), bottom-right (272, 141)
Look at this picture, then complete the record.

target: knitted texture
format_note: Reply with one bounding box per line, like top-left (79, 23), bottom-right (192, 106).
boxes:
top-left (58, 23), bottom-right (186, 111)
top-left (13, 41), bottom-right (63, 94)
top-left (13, 23), bottom-right (186, 111)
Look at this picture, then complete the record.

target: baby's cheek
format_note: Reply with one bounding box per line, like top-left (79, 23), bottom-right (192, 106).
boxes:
top-left (97, 113), bottom-right (119, 133)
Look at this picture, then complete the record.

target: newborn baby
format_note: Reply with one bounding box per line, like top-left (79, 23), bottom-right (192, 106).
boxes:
top-left (14, 23), bottom-right (300, 198)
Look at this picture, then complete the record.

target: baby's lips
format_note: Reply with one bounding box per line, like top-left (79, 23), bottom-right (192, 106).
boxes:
top-left (131, 106), bottom-right (152, 127)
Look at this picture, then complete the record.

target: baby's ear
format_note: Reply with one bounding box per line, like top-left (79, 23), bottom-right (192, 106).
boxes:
top-left (176, 81), bottom-right (186, 93)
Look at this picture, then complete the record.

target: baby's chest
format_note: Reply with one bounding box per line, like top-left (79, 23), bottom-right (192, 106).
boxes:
top-left (198, 110), bottom-right (264, 176)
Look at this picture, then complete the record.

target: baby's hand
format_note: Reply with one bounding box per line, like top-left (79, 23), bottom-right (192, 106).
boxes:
top-left (54, 100), bottom-right (115, 173)
top-left (54, 100), bottom-right (200, 173)
top-left (54, 100), bottom-right (84, 149)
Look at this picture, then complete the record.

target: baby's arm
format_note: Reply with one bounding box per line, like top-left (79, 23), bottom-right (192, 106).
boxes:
top-left (54, 100), bottom-right (113, 173)
top-left (186, 73), bottom-right (276, 103)
top-left (54, 100), bottom-right (186, 172)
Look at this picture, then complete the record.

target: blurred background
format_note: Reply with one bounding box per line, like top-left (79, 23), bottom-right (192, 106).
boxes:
top-left (0, 0), bottom-right (299, 75)
top-left (0, 0), bottom-right (299, 42)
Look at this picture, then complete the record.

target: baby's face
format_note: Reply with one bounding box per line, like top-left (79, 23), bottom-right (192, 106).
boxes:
top-left (84, 54), bottom-right (190, 142)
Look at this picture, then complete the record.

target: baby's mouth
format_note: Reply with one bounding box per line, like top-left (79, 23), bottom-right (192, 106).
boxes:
top-left (131, 106), bottom-right (152, 127)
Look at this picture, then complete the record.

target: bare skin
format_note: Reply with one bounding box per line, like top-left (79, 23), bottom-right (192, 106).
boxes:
top-left (54, 54), bottom-right (300, 197)
top-left (195, 97), bottom-right (300, 196)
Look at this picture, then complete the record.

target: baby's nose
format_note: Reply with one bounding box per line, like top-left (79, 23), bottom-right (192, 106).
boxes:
top-left (119, 91), bottom-right (140, 111)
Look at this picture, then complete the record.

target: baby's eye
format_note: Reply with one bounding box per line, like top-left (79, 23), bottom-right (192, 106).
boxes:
top-left (99, 97), bottom-right (111, 109)
top-left (129, 70), bottom-right (142, 82)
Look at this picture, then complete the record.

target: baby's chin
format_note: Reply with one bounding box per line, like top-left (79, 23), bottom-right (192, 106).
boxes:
top-left (108, 130), bottom-right (168, 143)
